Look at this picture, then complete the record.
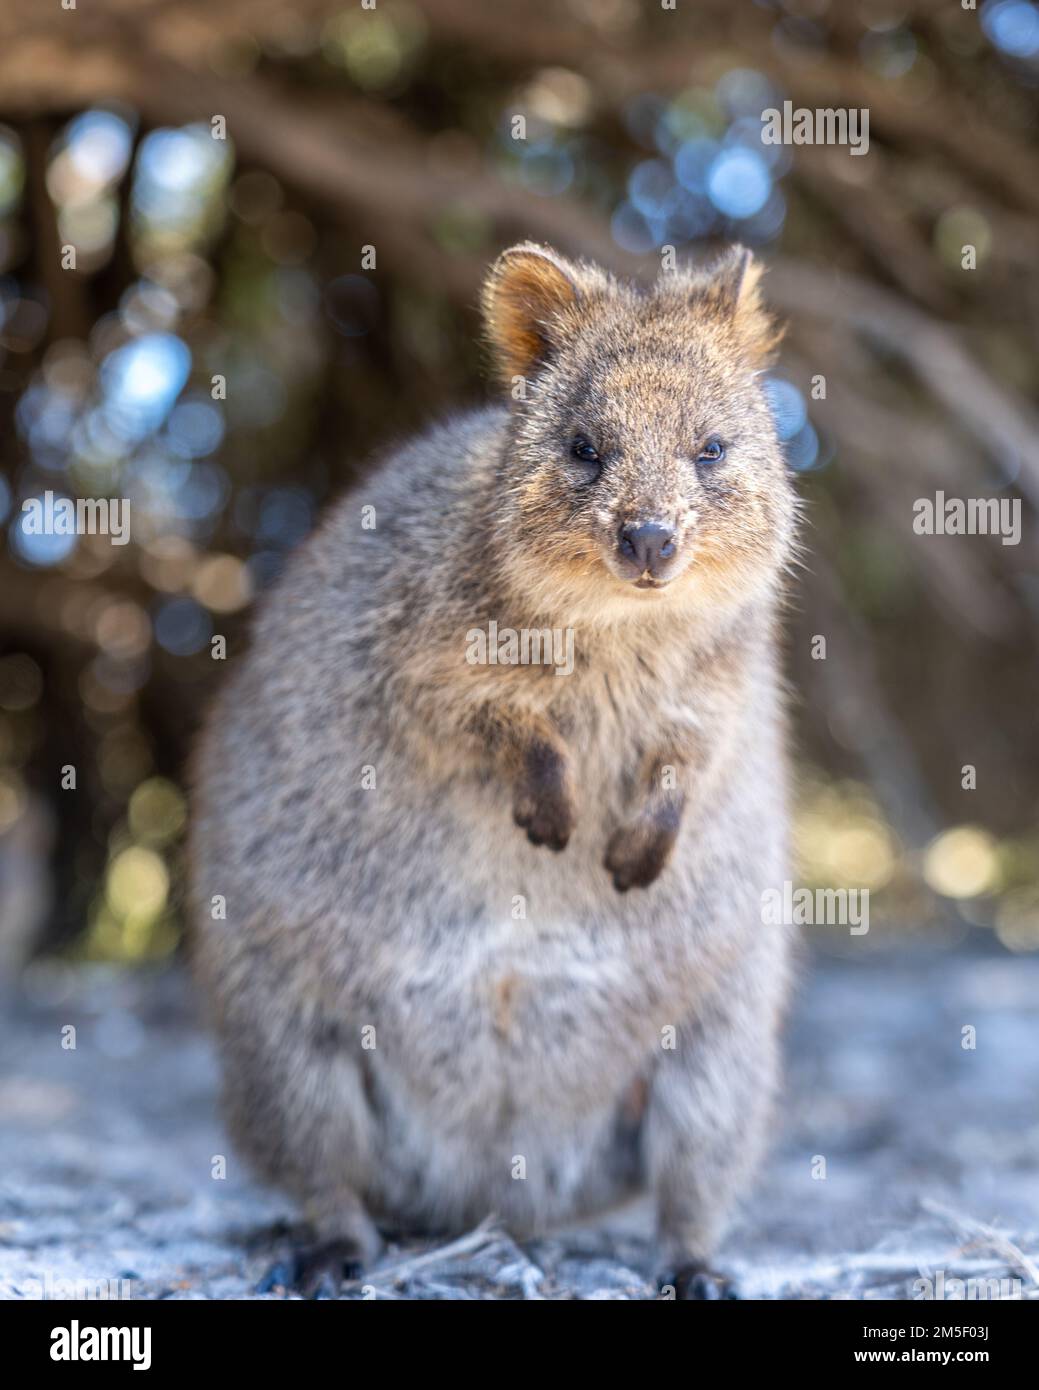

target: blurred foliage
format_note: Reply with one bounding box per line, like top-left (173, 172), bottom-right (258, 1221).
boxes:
top-left (0, 0), bottom-right (1037, 963)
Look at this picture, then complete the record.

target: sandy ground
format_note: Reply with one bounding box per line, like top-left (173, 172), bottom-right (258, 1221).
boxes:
top-left (1, 937), bottom-right (1037, 1300)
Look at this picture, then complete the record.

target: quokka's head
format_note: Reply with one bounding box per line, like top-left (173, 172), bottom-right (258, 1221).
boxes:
top-left (482, 242), bottom-right (798, 624)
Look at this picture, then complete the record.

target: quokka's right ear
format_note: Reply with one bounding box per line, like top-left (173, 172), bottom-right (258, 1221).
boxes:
top-left (481, 243), bottom-right (583, 389)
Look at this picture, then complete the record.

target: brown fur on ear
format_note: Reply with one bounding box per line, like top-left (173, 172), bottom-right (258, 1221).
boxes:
top-left (705, 245), bottom-right (784, 366)
top-left (481, 243), bottom-right (580, 388)
top-left (662, 245), bottom-right (784, 367)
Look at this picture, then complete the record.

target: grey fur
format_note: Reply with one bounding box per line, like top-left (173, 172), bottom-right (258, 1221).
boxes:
top-left (189, 244), bottom-right (799, 1274)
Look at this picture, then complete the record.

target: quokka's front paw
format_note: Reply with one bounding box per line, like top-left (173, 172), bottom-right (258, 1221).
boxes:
top-left (513, 742), bottom-right (575, 850)
top-left (604, 808), bottom-right (680, 891)
top-left (513, 783), bottom-right (575, 851)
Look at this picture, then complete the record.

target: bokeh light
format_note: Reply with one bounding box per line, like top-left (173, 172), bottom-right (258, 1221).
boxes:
top-left (983, 0), bottom-right (1039, 58)
top-left (613, 69), bottom-right (790, 254)
top-left (923, 828), bottom-right (1001, 899)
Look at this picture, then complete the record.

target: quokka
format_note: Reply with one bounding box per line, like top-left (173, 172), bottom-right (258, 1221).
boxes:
top-left (189, 242), bottom-right (800, 1298)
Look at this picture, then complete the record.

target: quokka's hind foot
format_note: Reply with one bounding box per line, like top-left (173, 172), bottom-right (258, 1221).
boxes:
top-left (256, 1193), bottom-right (384, 1298)
top-left (256, 1220), bottom-right (387, 1298)
top-left (661, 1262), bottom-right (740, 1300)
top-left (256, 1237), bottom-right (373, 1299)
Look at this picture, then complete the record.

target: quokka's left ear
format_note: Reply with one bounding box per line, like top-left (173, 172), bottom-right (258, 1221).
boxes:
top-left (704, 244), bottom-right (757, 310)
top-left (706, 244), bottom-right (784, 365)
top-left (663, 245), bottom-right (784, 367)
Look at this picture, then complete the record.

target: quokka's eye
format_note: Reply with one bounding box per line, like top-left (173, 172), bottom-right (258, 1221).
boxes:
top-left (571, 437), bottom-right (600, 466)
top-left (697, 437), bottom-right (726, 465)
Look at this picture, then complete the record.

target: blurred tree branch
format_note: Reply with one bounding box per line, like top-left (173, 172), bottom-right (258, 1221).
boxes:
top-left (6, 5), bottom-right (1037, 507)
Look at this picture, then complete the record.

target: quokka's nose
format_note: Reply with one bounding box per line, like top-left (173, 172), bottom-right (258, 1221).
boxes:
top-left (618, 521), bottom-right (677, 577)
